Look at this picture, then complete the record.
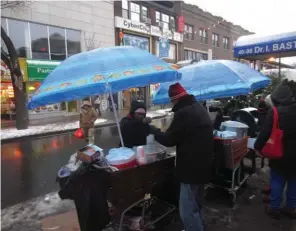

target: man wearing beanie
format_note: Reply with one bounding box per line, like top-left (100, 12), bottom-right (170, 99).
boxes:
top-left (151, 83), bottom-right (214, 231)
top-left (120, 100), bottom-right (153, 148)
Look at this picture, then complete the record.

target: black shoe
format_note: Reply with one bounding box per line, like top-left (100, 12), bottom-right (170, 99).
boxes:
top-left (265, 206), bottom-right (282, 220)
top-left (282, 208), bottom-right (296, 219)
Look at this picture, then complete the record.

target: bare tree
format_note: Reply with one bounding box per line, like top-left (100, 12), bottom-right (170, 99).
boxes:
top-left (84, 32), bottom-right (102, 51)
top-left (1, 1), bottom-right (30, 129)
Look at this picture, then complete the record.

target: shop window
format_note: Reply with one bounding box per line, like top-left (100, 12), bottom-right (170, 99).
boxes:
top-left (7, 19), bottom-right (30, 58)
top-left (66, 29), bottom-right (81, 57)
top-left (155, 41), bottom-right (176, 60)
top-left (30, 23), bottom-right (50, 60)
top-left (223, 37), bottom-right (230, 49)
top-left (184, 24), bottom-right (194, 40)
top-left (212, 33), bottom-right (219, 47)
top-left (155, 11), bottom-right (175, 30)
top-left (199, 29), bottom-right (208, 44)
top-left (123, 34), bottom-right (149, 51)
top-left (49, 26), bottom-right (66, 61)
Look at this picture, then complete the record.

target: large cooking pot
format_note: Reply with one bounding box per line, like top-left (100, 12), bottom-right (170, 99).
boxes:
top-left (220, 121), bottom-right (249, 139)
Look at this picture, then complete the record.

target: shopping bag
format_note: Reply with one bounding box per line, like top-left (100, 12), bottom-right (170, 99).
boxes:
top-left (261, 107), bottom-right (283, 159)
top-left (74, 128), bottom-right (84, 139)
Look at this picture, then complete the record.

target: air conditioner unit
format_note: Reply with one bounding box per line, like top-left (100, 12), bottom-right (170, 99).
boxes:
top-left (157, 22), bottom-right (164, 28)
top-left (141, 17), bottom-right (151, 24)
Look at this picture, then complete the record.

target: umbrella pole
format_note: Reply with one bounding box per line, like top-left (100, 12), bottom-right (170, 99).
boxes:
top-left (109, 88), bottom-right (125, 147)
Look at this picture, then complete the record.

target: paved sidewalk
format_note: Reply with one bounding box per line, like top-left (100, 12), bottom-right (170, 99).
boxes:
top-left (1, 108), bottom-right (172, 142)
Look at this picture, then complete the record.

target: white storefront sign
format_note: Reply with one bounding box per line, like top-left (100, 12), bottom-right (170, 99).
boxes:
top-left (115, 17), bottom-right (150, 35)
top-left (115, 17), bottom-right (183, 43)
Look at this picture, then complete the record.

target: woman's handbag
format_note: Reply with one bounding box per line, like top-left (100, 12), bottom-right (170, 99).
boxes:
top-left (74, 128), bottom-right (84, 139)
top-left (261, 107), bottom-right (283, 159)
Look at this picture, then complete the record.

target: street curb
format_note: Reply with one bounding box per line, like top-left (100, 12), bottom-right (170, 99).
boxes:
top-left (1, 114), bottom-right (170, 143)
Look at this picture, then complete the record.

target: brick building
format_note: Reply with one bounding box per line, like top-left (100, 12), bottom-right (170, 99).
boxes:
top-left (113, 1), bottom-right (184, 109)
top-left (181, 3), bottom-right (252, 61)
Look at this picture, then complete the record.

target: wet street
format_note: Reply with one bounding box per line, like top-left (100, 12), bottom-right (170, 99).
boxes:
top-left (1, 117), bottom-right (173, 209)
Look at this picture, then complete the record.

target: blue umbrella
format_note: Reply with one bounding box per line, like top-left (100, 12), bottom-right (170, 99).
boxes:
top-left (27, 46), bottom-right (181, 109)
top-left (152, 60), bottom-right (271, 104)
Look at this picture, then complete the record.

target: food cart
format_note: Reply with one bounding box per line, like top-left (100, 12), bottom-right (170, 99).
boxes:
top-left (28, 46), bottom-right (182, 231)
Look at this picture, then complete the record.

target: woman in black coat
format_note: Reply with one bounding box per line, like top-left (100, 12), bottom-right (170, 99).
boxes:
top-left (254, 80), bottom-right (296, 219)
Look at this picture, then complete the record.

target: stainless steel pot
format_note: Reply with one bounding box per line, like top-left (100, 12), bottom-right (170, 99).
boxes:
top-left (220, 121), bottom-right (249, 139)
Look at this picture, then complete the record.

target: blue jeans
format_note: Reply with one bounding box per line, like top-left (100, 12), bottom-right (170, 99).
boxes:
top-left (179, 184), bottom-right (205, 231)
top-left (270, 169), bottom-right (296, 209)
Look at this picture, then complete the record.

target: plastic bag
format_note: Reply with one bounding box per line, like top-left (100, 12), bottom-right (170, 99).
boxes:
top-left (74, 128), bottom-right (84, 139)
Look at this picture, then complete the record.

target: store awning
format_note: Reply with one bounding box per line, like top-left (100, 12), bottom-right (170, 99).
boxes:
top-left (26, 60), bottom-right (61, 81)
top-left (234, 31), bottom-right (296, 60)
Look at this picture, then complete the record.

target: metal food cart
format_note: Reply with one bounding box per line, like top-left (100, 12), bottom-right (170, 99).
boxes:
top-left (207, 136), bottom-right (249, 205)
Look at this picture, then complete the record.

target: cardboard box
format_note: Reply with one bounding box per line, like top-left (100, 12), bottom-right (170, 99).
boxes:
top-left (76, 145), bottom-right (102, 163)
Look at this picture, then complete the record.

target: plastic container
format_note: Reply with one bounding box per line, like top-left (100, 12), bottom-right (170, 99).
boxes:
top-left (106, 148), bottom-right (137, 170)
top-left (146, 134), bottom-right (155, 145)
top-left (136, 146), bottom-right (147, 165)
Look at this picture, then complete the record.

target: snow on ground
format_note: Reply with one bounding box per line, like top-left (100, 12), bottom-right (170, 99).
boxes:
top-left (0, 118), bottom-right (108, 141)
top-left (0, 109), bottom-right (170, 141)
top-left (1, 192), bottom-right (75, 230)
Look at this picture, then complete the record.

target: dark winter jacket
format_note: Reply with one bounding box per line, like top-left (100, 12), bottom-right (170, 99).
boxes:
top-left (152, 95), bottom-right (214, 184)
top-left (120, 101), bottom-right (151, 148)
top-left (254, 84), bottom-right (296, 178)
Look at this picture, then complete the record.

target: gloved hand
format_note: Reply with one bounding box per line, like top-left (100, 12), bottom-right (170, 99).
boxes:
top-left (143, 117), bottom-right (152, 124)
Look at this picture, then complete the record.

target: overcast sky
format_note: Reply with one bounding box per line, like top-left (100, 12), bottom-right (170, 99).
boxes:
top-left (184, 0), bottom-right (296, 64)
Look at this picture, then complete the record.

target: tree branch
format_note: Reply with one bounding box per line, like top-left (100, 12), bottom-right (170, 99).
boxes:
top-left (1, 49), bottom-right (12, 71)
top-left (1, 26), bottom-right (23, 90)
top-left (1, 1), bottom-right (28, 9)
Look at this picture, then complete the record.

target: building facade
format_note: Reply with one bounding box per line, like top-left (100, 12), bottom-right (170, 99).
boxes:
top-left (1, 1), bottom-right (115, 119)
top-left (181, 3), bottom-right (251, 61)
top-left (113, 0), bottom-right (184, 109)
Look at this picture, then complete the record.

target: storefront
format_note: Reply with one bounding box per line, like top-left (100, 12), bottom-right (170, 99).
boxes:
top-left (1, 58), bottom-right (27, 119)
top-left (114, 16), bottom-right (183, 109)
top-left (26, 59), bottom-right (80, 117)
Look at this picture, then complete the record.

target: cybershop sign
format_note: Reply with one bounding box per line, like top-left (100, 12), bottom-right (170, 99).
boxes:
top-left (235, 40), bottom-right (296, 57)
top-left (115, 16), bottom-right (150, 35)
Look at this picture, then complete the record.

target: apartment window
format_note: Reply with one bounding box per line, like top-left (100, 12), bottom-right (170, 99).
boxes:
top-left (212, 33), bottom-right (219, 47)
top-left (199, 29), bottom-right (208, 44)
top-left (155, 11), bottom-right (175, 30)
top-left (184, 24), bottom-right (194, 40)
top-left (184, 50), bottom-right (208, 61)
top-left (122, 0), bottom-right (129, 18)
top-left (122, 1), bottom-right (149, 22)
top-left (130, 2), bottom-right (140, 21)
top-left (223, 37), bottom-right (230, 49)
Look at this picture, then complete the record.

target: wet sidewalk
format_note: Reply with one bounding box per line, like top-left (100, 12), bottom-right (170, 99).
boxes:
top-left (1, 108), bottom-right (172, 141)
top-left (3, 166), bottom-right (296, 231)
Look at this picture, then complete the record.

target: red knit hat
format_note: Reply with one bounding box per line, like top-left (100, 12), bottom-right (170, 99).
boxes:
top-left (168, 83), bottom-right (188, 101)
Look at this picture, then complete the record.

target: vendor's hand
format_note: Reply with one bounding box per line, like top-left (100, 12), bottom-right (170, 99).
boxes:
top-left (143, 117), bottom-right (152, 124)
top-left (254, 149), bottom-right (263, 157)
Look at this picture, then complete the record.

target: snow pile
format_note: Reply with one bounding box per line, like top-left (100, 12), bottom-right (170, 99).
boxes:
top-left (0, 118), bottom-right (108, 141)
top-left (0, 109), bottom-right (170, 141)
top-left (1, 192), bottom-right (75, 230)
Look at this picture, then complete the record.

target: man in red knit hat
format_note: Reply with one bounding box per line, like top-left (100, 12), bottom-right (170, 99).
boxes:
top-left (151, 82), bottom-right (214, 231)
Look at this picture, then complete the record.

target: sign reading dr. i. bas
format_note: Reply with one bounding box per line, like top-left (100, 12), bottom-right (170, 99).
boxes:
top-left (234, 40), bottom-right (296, 57)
